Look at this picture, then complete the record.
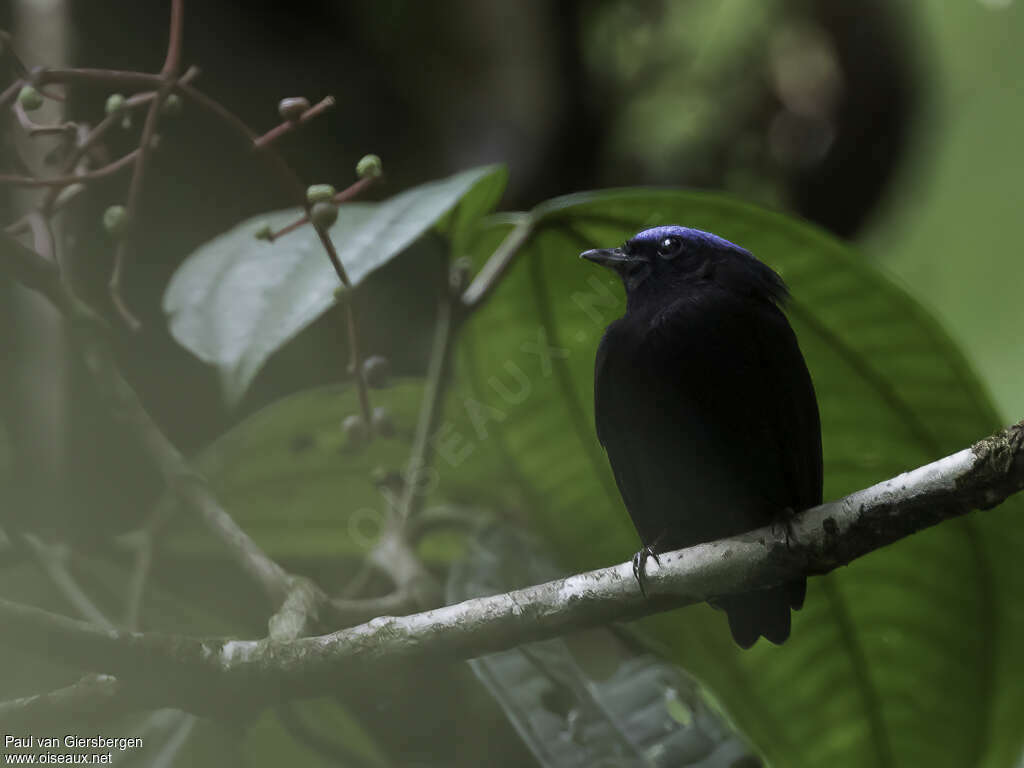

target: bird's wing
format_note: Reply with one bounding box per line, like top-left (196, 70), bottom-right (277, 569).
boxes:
top-left (758, 300), bottom-right (823, 513)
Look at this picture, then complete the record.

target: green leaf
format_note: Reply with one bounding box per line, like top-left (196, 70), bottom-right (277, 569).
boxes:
top-left (163, 165), bottom-right (507, 406)
top-left (456, 188), bottom-right (1024, 768)
top-left (243, 701), bottom-right (388, 768)
top-left (165, 380), bottom-right (511, 563)
top-left (166, 382), bottom-right (421, 561)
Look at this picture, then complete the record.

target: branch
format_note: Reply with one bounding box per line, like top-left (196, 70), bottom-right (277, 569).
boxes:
top-left (0, 231), bottom-right (64, 308)
top-left (460, 213), bottom-right (536, 312)
top-left (0, 420), bottom-right (1020, 714)
top-left (0, 148), bottom-right (139, 187)
top-left (399, 267), bottom-right (457, 522)
top-left (0, 676), bottom-right (143, 731)
top-left (108, 0), bottom-right (186, 329)
top-left (253, 95), bottom-right (336, 149)
top-left (20, 534), bottom-right (116, 630)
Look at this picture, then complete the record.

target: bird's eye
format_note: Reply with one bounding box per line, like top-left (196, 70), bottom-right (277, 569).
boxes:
top-left (657, 236), bottom-right (683, 260)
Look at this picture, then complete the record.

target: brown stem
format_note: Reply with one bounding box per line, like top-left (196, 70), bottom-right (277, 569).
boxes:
top-left (0, 149), bottom-right (139, 187)
top-left (266, 176), bottom-right (376, 241)
top-left (38, 66), bottom-right (200, 218)
top-left (163, 0), bottom-right (186, 77)
top-left (399, 272), bottom-right (457, 522)
top-left (0, 79), bottom-right (24, 108)
top-left (11, 98), bottom-right (76, 136)
top-left (253, 95), bottom-right (336, 149)
top-left (36, 68), bottom-right (165, 89)
top-left (108, 0), bottom-right (187, 330)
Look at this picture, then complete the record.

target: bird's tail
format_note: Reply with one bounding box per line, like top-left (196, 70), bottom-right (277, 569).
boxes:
top-left (712, 578), bottom-right (806, 649)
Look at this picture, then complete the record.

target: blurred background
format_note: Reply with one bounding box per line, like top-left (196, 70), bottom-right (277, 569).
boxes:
top-left (2, 0), bottom-right (1023, 764)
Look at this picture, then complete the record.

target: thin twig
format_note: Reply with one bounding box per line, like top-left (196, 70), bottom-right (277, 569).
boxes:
top-left (108, 0), bottom-right (186, 330)
top-left (399, 268), bottom-right (457, 522)
top-left (0, 676), bottom-right (138, 731)
top-left (35, 65), bottom-right (201, 219)
top-left (460, 213), bottom-right (536, 312)
top-left (0, 148), bottom-right (139, 187)
top-left (0, 79), bottom-right (24, 108)
top-left (12, 97), bottom-right (76, 136)
top-left (265, 176), bottom-right (376, 241)
top-left (121, 507), bottom-right (169, 631)
top-left (253, 95), bottom-right (336, 149)
top-left (36, 68), bottom-right (166, 89)
top-left (20, 534), bottom-right (116, 631)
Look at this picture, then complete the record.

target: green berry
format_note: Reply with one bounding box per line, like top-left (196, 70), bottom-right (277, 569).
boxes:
top-left (105, 93), bottom-right (127, 115)
top-left (370, 466), bottom-right (403, 490)
top-left (310, 201), bottom-right (338, 228)
top-left (254, 222), bottom-right (273, 241)
top-left (362, 355), bottom-right (391, 389)
top-left (103, 205), bottom-right (129, 237)
top-left (450, 257), bottom-right (472, 293)
top-left (277, 96), bottom-right (310, 121)
top-left (333, 284), bottom-right (349, 302)
top-left (371, 406), bottom-right (395, 437)
top-left (306, 184), bottom-right (336, 204)
top-left (120, 114), bottom-right (133, 130)
top-left (161, 93), bottom-right (182, 116)
top-left (356, 154), bottom-right (382, 179)
top-left (341, 414), bottom-right (368, 447)
top-left (18, 85), bottom-right (43, 111)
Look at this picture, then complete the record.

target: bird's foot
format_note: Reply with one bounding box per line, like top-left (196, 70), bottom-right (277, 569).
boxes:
top-left (770, 508), bottom-right (798, 552)
top-left (632, 543), bottom-right (663, 597)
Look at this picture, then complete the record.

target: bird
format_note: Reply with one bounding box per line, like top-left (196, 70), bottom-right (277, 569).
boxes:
top-left (581, 225), bottom-right (822, 648)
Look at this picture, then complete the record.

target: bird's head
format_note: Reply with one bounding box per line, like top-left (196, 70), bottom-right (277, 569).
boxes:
top-left (580, 225), bottom-right (788, 310)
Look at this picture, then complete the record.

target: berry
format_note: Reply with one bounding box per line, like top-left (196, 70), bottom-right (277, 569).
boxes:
top-left (105, 93), bottom-right (127, 115)
top-left (310, 201), bottom-right (338, 228)
top-left (341, 414), bottom-right (368, 447)
top-left (356, 154), bottom-right (382, 179)
top-left (362, 355), bottom-right (391, 389)
top-left (18, 85), bottom-right (43, 111)
top-left (306, 184), bottom-right (336, 204)
top-left (161, 93), bottom-right (182, 116)
top-left (371, 406), bottom-right (395, 437)
top-left (277, 97), bottom-right (310, 121)
top-left (103, 205), bottom-right (129, 237)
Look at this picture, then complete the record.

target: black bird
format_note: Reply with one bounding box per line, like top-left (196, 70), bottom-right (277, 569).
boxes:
top-left (582, 226), bottom-right (822, 648)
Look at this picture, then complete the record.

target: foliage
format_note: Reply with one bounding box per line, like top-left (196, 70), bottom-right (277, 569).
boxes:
top-left (164, 165), bottom-right (506, 405)
top-left (159, 170), bottom-right (1024, 767)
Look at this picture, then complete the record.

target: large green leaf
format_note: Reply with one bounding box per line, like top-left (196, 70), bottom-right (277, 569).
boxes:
top-left (165, 382), bottom-right (423, 561)
top-left (164, 379), bottom-right (514, 563)
top-left (163, 165), bottom-right (507, 406)
top-left (454, 189), bottom-right (1024, 768)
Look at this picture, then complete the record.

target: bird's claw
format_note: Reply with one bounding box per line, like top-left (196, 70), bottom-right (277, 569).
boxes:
top-left (632, 544), bottom-right (662, 597)
top-left (770, 508), bottom-right (798, 552)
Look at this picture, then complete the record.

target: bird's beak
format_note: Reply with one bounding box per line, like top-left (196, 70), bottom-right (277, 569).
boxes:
top-left (580, 247), bottom-right (631, 270)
